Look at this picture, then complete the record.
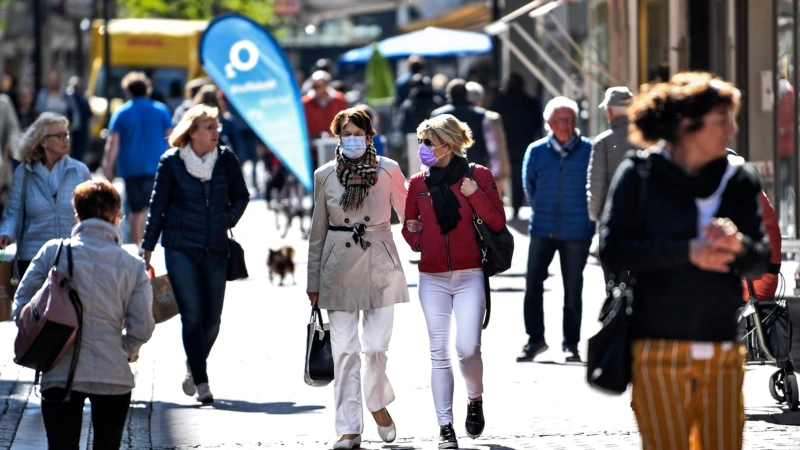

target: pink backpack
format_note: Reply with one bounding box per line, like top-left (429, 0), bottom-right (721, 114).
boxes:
top-left (14, 241), bottom-right (83, 399)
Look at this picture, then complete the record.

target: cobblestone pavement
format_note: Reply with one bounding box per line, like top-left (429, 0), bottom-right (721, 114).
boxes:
top-left (1, 200), bottom-right (800, 449)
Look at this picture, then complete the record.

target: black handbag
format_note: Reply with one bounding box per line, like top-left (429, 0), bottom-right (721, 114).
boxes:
top-left (586, 158), bottom-right (649, 395)
top-left (226, 230), bottom-right (248, 281)
top-left (467, 163), bottom-right (515, 278)
top-left (304, 307), bottom-right (334, 387)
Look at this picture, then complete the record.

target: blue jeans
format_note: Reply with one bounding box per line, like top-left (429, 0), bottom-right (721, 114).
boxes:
top-left (165, 249), bottom-right (228, 385)
top-left (523, 237), bottom-right (591, 349)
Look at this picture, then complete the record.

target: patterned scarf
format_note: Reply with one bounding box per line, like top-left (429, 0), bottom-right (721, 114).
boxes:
top-left (179, 144), bottom-right (219, 182)
top-left (335, 144), bottom-right (378, 211)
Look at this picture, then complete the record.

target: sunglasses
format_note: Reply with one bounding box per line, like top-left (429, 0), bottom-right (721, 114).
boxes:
top-left (418, 138), bottom-right (436, 147)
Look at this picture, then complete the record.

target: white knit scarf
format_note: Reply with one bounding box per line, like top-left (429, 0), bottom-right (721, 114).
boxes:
top-left (179, 144), bottom-right (218, 181)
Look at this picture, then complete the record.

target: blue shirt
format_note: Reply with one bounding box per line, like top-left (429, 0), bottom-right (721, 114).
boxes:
top-left (109, 98), bottom-right (172, 178)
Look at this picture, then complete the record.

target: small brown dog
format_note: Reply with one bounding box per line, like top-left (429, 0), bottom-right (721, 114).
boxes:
top-left (267, 245), bottom-right (296, 286)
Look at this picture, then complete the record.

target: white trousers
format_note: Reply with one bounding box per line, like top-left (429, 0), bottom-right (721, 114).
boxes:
top-left (419, 268), bottom-right (485, 425)
top-left (328, 305), bottom-right (395, 435)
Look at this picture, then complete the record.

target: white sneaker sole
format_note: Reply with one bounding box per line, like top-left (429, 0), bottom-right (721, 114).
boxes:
top-left (439, 442), bottom-right (458, 449)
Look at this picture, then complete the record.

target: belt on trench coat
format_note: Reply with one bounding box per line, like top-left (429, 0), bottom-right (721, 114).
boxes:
top-left (328, 222), bottom-right (390, 250)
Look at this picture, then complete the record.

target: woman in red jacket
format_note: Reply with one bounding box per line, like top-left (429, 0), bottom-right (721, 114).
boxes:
top-left (743, 191), bottom-right (782, 300)
top-left (402, 114), bottom-right (505, 449)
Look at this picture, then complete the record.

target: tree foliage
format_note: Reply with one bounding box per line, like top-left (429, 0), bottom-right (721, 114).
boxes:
top-left (116, 0), bottom-right (276, 24)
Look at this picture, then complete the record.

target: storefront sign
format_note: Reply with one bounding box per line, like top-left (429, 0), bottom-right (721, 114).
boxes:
top-left (275, 0), bottom-right (302, 15)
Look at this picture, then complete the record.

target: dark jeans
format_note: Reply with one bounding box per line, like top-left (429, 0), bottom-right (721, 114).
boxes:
top-left (511, 161), bottom-right (526, 216)
top-left (165, 248), bottom-right (228, 385)
top-left (41, 388), bottom-right (131, 450)
top-left (523, 237), bottom-right (591, 349)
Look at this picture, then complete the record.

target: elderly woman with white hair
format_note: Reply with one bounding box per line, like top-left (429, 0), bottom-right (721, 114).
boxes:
top-left (517, 96), bottom-right (595, 364)
top-left (0, 112), bottom-right (91, 278)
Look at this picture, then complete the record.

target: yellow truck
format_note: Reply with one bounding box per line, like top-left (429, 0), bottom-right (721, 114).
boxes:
top-left (86, 18), bottom-right (208, 168)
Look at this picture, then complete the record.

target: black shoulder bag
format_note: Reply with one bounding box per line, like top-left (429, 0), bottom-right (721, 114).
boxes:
top-left (467, 163), bottom-right (515, 329)
top-left (224, 153), bottom-right (248, 281)
top-left (586, 159), bottom-right (649, 395)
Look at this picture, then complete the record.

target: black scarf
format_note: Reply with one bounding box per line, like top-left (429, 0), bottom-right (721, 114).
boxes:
top-left (425, 157), bottom-right (468, 234)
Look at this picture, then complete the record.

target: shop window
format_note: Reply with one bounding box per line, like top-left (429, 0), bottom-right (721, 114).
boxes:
top-left (638, 0), bottom-right (669, 83)
top-left (586, 0), bottom-right (610, 136)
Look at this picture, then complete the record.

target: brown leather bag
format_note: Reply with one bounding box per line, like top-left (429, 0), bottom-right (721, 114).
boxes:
top-left (13, 240), bottom-right (83, 398)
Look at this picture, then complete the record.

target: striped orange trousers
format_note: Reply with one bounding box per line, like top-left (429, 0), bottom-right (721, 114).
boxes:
top-left (631, 340), bottom-right (747, 450)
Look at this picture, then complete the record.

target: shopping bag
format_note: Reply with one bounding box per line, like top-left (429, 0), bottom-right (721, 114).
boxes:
top-left (0, 249), bottom-right (14, 321)
top-left (149, 268), bottom-right (179, 324)
top-left (304, 307), bottom-right (334, 387)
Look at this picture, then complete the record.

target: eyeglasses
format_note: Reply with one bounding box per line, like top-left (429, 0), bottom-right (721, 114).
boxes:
top-left (418, 138), bottom-right (436, 147)
top-left (45, 132), bottom-right (70, 140)
top-left (196, 124), bottom-right (223, 133)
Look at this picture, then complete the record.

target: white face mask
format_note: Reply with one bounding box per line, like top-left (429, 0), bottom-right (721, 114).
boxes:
top-left (341, 136), bottom-right (367, 159)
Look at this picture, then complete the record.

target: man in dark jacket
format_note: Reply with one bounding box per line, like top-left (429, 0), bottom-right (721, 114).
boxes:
top-left (394, 74), bottom-right (442, 135)
top-left (395, 55), bottom-right (425, 106)
top-left (431, 79), bottom-right (490, 168)
top-left (66, 76), bottom-right (93, 164)
top-left (518, 97), bottom-right (595, 363)
top-left (492, 73), bottom-right (542, 219)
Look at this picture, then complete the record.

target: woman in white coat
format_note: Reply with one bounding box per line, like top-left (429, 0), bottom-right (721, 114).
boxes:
top-left (307, 108), bottom-right (409, 449)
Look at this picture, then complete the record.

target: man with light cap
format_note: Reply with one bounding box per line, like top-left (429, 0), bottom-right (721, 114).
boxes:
top-left (586, 86), bottom-right (638, 282)
top-left (587, 87), bottom-right (638, 223)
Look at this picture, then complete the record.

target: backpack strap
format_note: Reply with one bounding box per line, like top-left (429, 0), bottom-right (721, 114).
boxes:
top-left (62, 242), bottom-right (82, 402)
top-left (66, 241), bottom-right (74, 277)
top-left (53, 239), bottom-right (65, 268)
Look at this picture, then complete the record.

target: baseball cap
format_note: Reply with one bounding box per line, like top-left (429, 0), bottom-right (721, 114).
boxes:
top-left (599, 86), bottom-right (634, 108)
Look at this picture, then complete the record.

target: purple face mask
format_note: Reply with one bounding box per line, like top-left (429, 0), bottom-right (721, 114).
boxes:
top-left (419, 143), bottom-right (447, 166)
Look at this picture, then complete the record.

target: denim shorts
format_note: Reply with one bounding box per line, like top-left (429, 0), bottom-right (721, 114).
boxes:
top-left (124, 175), bottom-right (156, 213)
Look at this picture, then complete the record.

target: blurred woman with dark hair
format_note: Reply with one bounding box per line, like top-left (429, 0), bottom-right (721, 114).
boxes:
top-left (600, 72), bottom-right (771, 450)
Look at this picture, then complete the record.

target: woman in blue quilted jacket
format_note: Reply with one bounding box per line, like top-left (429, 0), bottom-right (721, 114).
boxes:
top-left (142, 104), bottom-right (250, 403)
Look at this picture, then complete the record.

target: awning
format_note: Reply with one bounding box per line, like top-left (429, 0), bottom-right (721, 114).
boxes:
top-left (398, 3), bottom-right (492, 33)
top-left (338, 27), bottom-right (492, 65)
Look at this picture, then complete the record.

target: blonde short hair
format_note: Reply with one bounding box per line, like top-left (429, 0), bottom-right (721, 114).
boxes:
top-left (16, 112), bottom-right (69, 163)
top-left (168, 104), bottom-right (219, 148)
top-left (416, 114), bottom-right (473, 158)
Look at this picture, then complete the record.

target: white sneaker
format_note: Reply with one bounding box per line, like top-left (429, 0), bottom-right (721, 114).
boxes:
top-left (182, 363), bottom-right (196, 396)
top-left (196, 382), bottom-right (214, 403)
top-left (332, 435), bottom-right (361, 449)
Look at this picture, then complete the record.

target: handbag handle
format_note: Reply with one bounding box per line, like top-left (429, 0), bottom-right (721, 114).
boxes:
top-left (309, 306), bottom-right (325, 330)
top-left (745, 278), bottom-right (758, 301)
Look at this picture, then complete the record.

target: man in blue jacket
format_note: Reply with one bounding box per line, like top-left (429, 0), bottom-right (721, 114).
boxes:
top-left (518, 97), bottom-right (595, 363)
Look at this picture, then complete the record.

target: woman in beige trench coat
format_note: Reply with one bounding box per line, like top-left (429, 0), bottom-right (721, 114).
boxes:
top-left (307, 108), bottom-right (409, 449)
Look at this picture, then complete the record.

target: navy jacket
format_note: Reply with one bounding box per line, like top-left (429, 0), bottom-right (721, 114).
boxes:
top-left (522, 134), bottom-right (595, 240)
top-left (142, 147), bottom-right (250, 254)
